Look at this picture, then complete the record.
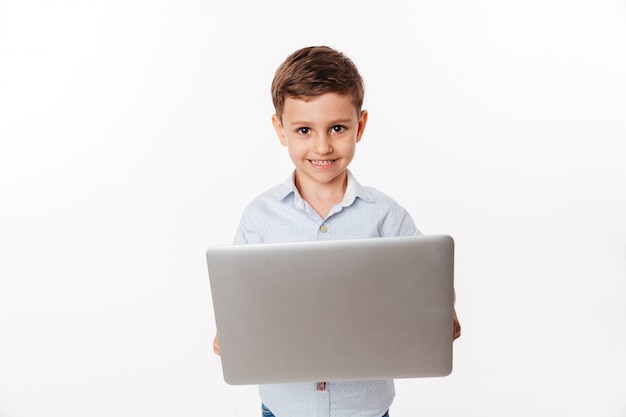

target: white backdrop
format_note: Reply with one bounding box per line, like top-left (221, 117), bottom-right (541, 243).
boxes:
top-left (1, 1), bottom-right (625, 416)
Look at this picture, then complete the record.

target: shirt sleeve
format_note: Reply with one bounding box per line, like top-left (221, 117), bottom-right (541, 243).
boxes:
top-left (233, 208), bottom-right (264, 245)
top-left (379, 202), bottom-right (422, 238)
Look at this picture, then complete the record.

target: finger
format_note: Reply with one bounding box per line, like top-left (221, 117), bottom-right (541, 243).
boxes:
top-left (213, 335), bottom-right (221, 356)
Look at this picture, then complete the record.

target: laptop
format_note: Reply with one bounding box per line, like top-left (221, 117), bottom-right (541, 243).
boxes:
top-left (206, 234), bottom-right (455, 385)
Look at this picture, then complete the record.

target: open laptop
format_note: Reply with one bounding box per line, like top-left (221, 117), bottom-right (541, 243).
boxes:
top-left (206, 234), bottom-right (455, 385)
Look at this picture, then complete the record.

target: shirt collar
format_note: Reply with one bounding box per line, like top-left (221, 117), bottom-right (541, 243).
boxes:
top-left (277, 170), bottom-right (376, 208)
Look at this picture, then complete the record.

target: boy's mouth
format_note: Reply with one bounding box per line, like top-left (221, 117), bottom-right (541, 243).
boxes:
top-left (309, 159), bottom-right (337, 167)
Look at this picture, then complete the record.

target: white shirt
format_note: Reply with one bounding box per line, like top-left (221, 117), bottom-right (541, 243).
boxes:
top-left (234, 171), bottom-right (421, 417)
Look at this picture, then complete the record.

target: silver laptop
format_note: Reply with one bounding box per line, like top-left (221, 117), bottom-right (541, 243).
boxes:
top-left (206, 234), bottom-right (455, 385)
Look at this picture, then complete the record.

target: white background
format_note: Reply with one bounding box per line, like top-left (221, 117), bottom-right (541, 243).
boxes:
top-left (1, 1), bottom-right (625, 416)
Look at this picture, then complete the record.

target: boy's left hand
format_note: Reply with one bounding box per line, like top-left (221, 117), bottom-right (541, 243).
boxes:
top-left (453, 308), bottom-right (461, 340)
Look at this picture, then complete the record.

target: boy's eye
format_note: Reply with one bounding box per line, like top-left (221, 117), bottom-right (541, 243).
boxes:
top-left (297, 127), bottom-right (311, 135)
top-left (331, 125), bottom-right (345, 133)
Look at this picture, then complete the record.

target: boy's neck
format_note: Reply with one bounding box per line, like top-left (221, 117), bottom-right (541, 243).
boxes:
top-left (294, 172), bottom-right (347, 219)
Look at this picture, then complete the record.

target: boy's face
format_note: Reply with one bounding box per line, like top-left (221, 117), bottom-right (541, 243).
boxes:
top-left (272, 92), bottom-right (367, 194)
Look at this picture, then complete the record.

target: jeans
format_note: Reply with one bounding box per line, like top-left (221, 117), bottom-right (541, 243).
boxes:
top-left (261, 403), bottom-right (389, 417)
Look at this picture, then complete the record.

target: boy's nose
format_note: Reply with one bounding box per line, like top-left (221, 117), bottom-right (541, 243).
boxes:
top-left (313, 134), bottom-right (333, 154)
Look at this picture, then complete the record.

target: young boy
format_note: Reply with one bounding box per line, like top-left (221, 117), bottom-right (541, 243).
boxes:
top-left (214, 45), bottom-right (461, 417)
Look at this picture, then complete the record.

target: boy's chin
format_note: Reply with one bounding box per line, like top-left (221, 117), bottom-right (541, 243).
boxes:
top-left (295, 168), bottom-right (348, 186)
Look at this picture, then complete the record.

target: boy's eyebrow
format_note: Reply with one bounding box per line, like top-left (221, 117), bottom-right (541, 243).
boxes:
top-left (288, 118), bottom-right (354, 126)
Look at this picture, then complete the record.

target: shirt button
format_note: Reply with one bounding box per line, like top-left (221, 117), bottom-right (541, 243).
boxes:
top-left (320, 225), bottom-right (328, 233)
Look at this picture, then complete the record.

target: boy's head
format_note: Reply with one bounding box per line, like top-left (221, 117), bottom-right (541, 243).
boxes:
top-left (271, 46), bottom-right (365, 121)
top-left (270, 47), bottom-right (369, 203)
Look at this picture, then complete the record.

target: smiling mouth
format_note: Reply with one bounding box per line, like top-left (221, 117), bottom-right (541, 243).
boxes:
top-left (309, 159), bottom-right (337, 166)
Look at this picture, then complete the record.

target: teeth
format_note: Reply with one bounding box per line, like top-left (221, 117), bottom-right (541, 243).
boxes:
top-left (310, 160), bottom-right (334, 166)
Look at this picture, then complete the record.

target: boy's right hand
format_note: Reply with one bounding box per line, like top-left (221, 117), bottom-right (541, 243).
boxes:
top-left (213, 334), bottom-right (220, 356)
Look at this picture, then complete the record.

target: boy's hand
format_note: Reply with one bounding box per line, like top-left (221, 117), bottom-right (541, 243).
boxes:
top-left (213, 334), bottom-right (221, 356)
top-left (453, 308), bottom-right (461, 340)
top-left (452, 290), bottom-right (461, 340)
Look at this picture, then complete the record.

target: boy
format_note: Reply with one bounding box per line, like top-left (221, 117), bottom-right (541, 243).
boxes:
top-left (214, 45), bottom-right (461, 417)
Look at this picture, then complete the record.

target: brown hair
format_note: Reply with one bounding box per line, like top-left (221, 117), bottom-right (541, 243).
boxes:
top-left (271, 46), bottom-right (365, 120)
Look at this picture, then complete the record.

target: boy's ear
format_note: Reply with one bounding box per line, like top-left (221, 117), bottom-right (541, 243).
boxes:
top-left (272, 114), bottom-right (287, 147)
top-left (355, 110), bottom-right (368, 143)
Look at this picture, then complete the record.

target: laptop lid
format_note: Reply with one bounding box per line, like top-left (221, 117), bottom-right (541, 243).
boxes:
top-left (207, 234), bottom-right (455, 385)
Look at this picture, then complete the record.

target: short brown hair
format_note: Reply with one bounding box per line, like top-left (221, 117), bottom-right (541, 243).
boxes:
top-left (271, 46), bottom-right (365, 120)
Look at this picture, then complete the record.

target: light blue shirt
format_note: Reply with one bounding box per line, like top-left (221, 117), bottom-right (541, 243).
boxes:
top-left (233, 170), bottom-right (421, 417)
